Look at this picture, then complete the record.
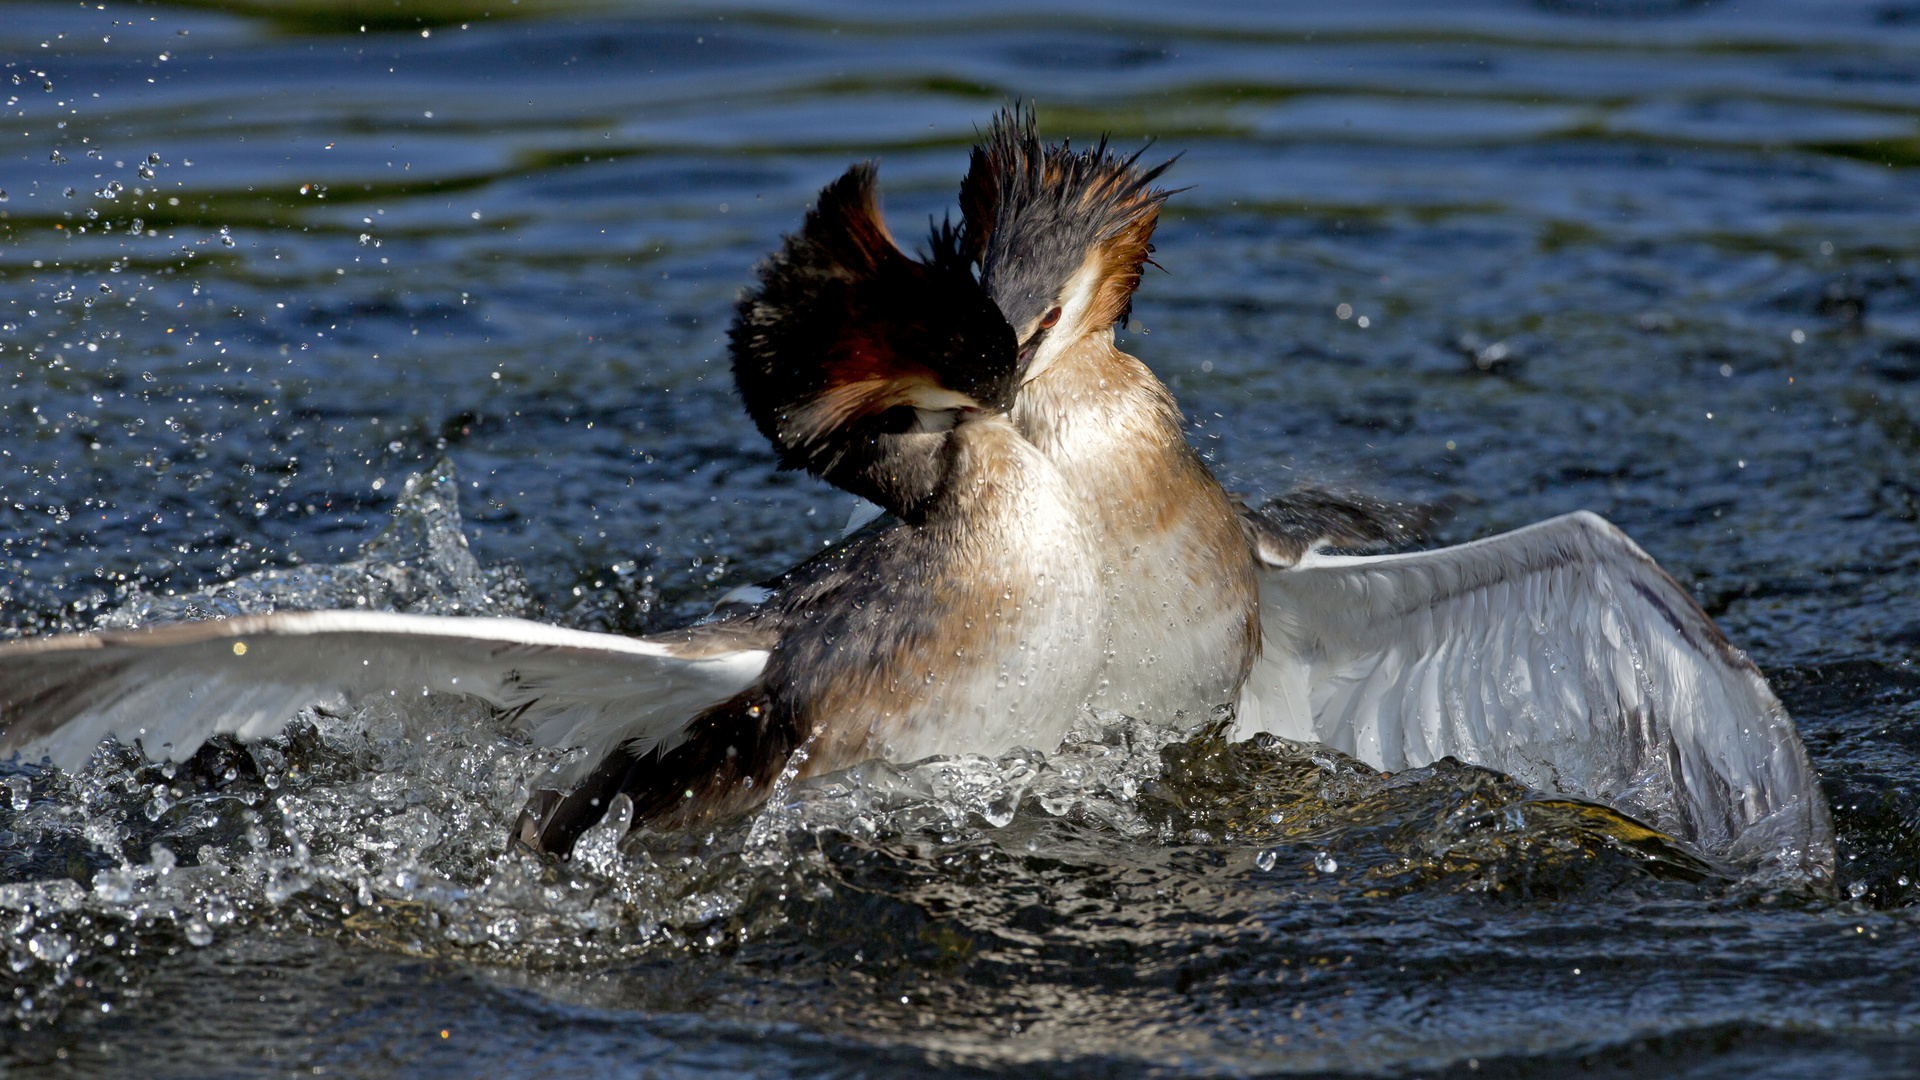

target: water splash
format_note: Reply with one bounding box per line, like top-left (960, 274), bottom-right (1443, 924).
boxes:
top-left (97, 456), bottom-right (526, 628)
top-left (0, 464), bottom-right (1842, 1033)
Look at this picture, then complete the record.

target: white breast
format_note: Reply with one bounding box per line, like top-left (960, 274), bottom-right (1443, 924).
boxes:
top-left (1015, 356), bottom-right (1252, 727)
top-left (875, 424), bottom-right (1109, 762)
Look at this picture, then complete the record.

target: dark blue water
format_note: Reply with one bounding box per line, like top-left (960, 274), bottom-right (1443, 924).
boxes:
top-left (3, 1), bottom-right (1920, 1076)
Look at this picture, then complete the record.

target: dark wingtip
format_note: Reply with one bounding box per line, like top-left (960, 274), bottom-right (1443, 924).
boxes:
top-left (1241, 486), bottom-right (1455, 566)
top-left (515, 763), bottom-right (626, 857)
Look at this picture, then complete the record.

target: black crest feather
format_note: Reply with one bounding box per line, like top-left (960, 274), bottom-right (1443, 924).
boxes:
top-left (729, 163), bottom-right (1017, 518)
top-left (960, 104), bottom-right (1178, 334)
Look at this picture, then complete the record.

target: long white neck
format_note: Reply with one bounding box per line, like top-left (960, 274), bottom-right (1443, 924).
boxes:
top-left (1011, 331), bottom-right (1260, 723)
top-left (861, 414), bottom-right (1109, 761)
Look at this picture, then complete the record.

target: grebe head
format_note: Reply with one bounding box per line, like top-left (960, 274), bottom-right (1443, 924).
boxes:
top-left (960, 104), bottom-right (1175, 382)
top-left (732, 162), bottom-right (1017, 520)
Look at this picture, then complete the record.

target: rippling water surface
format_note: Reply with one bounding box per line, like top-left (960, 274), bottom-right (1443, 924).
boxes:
top-left (3, 1), bottom-right (1920, 1075)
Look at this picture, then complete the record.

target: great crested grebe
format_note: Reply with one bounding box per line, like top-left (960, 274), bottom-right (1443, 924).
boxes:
top-left (955, 107), bottom-right (1830, 877)
top-left (0, 164), bottom-right (1106, 855)
top-left (517, 165), bottom-right (1108, 849)
top-left (957, 108), bottom-right (1260, 727)
top-left (0, 113), bottom-right (1833, 876)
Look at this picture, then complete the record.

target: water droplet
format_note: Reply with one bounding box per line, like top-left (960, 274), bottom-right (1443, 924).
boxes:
top-left (206, 895), bottom-right (237, 926)
top-left (1255, 850), bottom-right (1277, 871)
top-left (93, 869), bottom-right (133, 904)
top-left (3, 776), bottom-right (28, 811)
top-left (1313, 851), bottom-right (1339, 874)
top-left (184, 918), bottom-right (213, 947)
top-left (26, 931), bottom-right (71, 965)
top-left (1848, 881), bottom-right (1868, 899)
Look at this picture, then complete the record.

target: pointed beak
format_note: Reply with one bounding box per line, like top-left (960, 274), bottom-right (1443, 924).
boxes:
top-left (1015, 325), bottom-right (1048, 380)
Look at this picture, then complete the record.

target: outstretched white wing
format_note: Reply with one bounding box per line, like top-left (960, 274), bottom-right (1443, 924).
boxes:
top-left (0, 611), bottom-right (768, 775)
top-left (1235, 511), bottom-right (1834, 878)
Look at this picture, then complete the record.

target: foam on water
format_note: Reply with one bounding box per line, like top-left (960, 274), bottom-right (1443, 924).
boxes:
top-left (0, 655), bottom-right (1701, 1022)
top-left (0, 458), bottom-right (1831, 1031)
top-left (1, 3), bottom-right (1919, 1072)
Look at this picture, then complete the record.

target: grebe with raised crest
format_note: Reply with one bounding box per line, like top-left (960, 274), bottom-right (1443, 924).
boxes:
top-left (0, 112), bottom-right (1833, 879)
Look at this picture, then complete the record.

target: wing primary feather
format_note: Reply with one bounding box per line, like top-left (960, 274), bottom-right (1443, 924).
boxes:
top-left (1242, 510), bottom-right (1834, 879)
top-left (0, 611), bottom-right (770, 776)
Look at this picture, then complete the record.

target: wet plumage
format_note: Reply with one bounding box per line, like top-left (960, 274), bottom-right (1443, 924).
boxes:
top-left (962, 106), bottom-right (1262, 725)
top-left (956, 106), bottom-right (1831, 878)
top-left (0, 112), bottom-right (1834, 877)
top-left (0, 163), bottom-right (1109, 859)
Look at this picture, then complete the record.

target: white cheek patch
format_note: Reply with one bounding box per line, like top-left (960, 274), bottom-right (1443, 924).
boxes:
top-left (1022, 255), bottom-right (1106, 384)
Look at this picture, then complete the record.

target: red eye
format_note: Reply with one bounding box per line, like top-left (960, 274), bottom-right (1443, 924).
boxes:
top-left (1038, 306), bottom-right (1062, 330)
